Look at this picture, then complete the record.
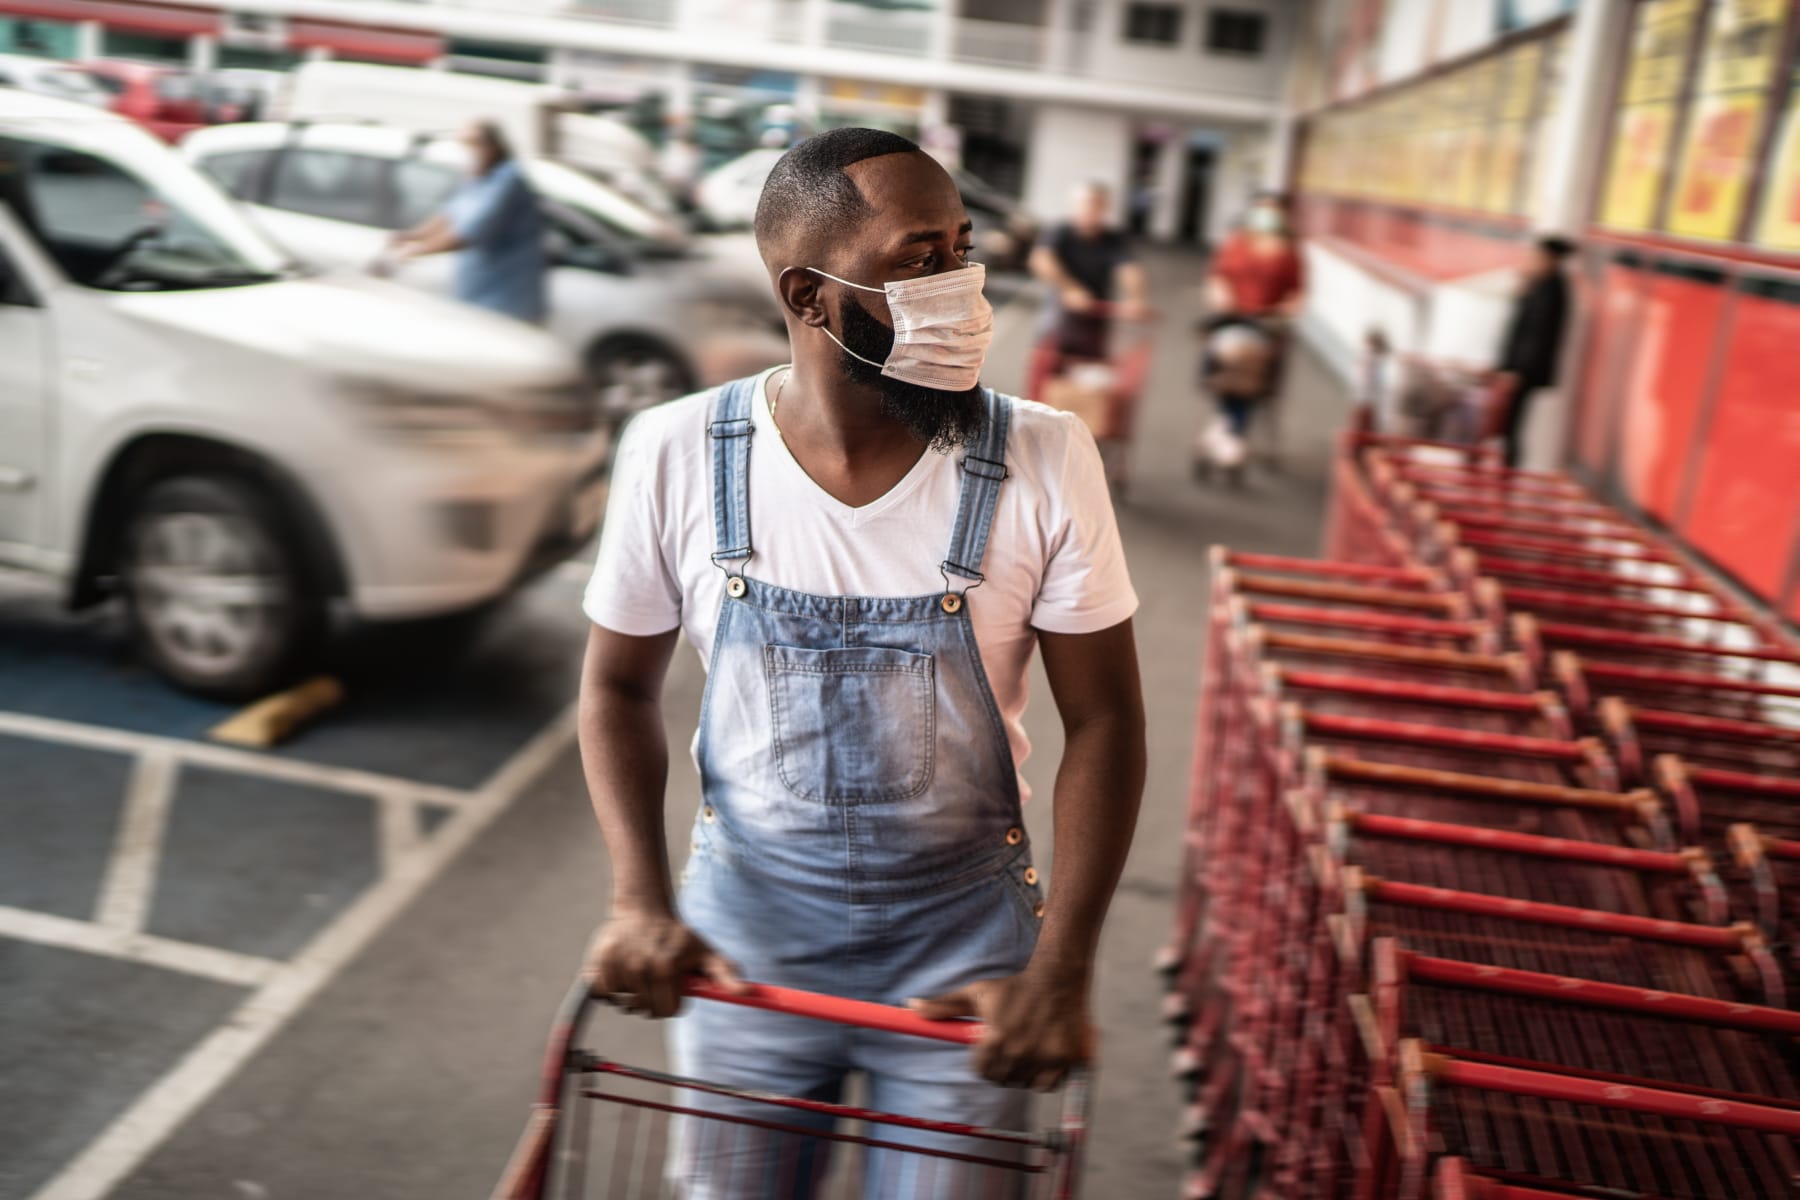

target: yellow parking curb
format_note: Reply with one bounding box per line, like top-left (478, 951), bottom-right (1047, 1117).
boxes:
top-left (209, 676), bottom-right (345, 748)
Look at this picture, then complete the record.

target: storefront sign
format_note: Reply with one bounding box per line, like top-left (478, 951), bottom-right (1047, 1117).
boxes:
top-left (1622, 0), bottom-right (1701, 105)
top-left (1667, 90), bottom-right (1766, 239)
top-left (1755, 74), bottom-right (1800, 250)
top-left (1600, 102), bottom-right (1676, 230)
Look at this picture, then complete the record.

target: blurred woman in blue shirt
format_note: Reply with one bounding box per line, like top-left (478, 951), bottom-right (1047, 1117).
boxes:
top-left (386, 120), bottom-right (547, 323)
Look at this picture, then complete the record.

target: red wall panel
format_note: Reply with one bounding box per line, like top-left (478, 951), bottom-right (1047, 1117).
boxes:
top-left (1677, 290), bottom-right (1800, 604)
top-left (1573, 260), bottom-right (1654, 474)
top-left (1618, 271), bottom-right (1730, 522)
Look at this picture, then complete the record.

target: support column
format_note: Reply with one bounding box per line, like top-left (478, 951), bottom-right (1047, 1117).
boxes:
top-left (75, 19), bottom-right (103, 61)
top-left (1525, 0), bottom-right (1631, 470)
top-left (1531, 0), bottom-right (1632, 232)
top-left (189, 33), bottom-right (217, 74)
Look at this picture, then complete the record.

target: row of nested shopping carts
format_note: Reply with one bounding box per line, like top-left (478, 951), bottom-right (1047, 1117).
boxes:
top-left (1160, 424), bottom-right (1800, 1200)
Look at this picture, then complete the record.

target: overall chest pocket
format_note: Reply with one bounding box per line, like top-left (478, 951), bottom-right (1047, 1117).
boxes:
top-left (764, 644), bottom-right (936, 804)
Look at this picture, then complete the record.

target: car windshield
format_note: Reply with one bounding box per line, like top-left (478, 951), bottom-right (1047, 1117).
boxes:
top-left (0, 132), bottom-right (291, 291)
top-left (39, 68), bottom-right (107, 106)
top-left (525, 157), bottom-right (688, 253)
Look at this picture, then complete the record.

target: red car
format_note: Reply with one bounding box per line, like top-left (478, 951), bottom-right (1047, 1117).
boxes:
top-left (79, 60), bottom-right (210, 143)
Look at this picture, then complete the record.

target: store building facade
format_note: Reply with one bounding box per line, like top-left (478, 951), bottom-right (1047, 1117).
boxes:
top-left (0, 0), bottom-right (1304, 245)
top-left (1292, 0), bottom-right (1800, 625)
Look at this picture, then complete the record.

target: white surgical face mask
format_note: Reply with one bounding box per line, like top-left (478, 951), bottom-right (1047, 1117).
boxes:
top-left (806, 263), bottom-right (993, 392)
top-left (1246, 207), bottom-right (1284, 234)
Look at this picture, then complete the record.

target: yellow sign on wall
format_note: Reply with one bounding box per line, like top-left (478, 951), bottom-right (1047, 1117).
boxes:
top-left (1755, 81), bottom-right (1800, 250)
top-left (1699, 0), bottom-right (1785, 94)
top-left (1600, 102), bottom-right (1676, 230)
top-left (1667, 90), bottom-right (1767, 240)
top-left (1623, 0), bottom-right (1701, 105)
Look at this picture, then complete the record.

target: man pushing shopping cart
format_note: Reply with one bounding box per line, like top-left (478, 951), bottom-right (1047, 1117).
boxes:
top-left (499, 127), bottom-right (1146, 1199)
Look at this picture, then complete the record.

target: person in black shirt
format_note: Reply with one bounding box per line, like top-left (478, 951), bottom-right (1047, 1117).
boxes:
top-left (1027, 182), bottom-right (1149, 366)
top-left (1492, 235), bottom-right (1575, 467)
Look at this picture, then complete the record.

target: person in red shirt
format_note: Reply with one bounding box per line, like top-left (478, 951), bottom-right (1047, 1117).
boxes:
top-left (1205, 190), bottom-right (1305, 318)
top-left (1195, 192), bottom-right (1305, 477)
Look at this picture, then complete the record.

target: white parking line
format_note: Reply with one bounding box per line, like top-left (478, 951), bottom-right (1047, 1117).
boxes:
top-left (0, 710), bottom-right (471, 811)
top-left (375, 786), bottom-right (422, 876)
top-left (26, 702), bottom-right (581, 1200)
top-left (0, 906), bottom-right (277, 989)
top-left (92, 751), bottom-right (177, 935)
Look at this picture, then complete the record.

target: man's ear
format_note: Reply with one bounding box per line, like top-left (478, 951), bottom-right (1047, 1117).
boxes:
top-left (776, 266), bottom-right (829, 329)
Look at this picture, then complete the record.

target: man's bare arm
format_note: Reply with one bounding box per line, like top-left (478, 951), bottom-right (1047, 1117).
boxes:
top-left (579, 624), bottom-right (680, 914)
top-left (1033, 618), bottom-right (1147, 975)
top-left (579, 624), bottom-right (744, 1017)
top-left (912, 618), bottom-right (1146, 1088)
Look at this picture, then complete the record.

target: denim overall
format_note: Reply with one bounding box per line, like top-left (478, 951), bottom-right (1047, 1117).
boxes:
top-left (670, 375), bottom-right (1045, 1198)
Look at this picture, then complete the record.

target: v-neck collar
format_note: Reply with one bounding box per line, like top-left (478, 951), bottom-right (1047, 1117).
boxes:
top-left (754, 366), bottom-right (943, 527)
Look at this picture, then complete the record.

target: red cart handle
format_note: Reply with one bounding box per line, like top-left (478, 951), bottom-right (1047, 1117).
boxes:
top-left (684, 978), bottom-right (987, 1045)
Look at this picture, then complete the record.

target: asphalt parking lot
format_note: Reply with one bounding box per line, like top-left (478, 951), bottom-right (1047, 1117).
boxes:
top-left (1, 252), bottom-right (1344, 1200)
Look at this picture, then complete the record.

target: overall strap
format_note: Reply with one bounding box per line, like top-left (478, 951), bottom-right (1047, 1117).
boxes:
top-left (942, 389), bottom-right (1012, 587)
top-left (708, 375), bottom-right (758, 567)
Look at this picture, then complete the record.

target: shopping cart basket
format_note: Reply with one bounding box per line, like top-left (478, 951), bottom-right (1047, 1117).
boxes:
top-left (494, 976), bottom-right (1091, 1200)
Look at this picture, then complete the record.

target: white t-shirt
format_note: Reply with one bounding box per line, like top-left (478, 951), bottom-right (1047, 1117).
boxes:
top-left (583, 367), bottom-right (1139, 800)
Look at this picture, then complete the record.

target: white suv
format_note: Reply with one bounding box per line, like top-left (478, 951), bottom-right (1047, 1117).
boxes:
top-left (184, 121), bottom-right (788, 421)
top-left (0, 92), bottom-right (610, 699)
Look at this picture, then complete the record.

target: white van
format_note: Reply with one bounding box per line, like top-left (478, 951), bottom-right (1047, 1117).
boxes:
top-left (0, 91), bottom-right (609, 699)
top-left (277, 61), bottom-right (671, 214)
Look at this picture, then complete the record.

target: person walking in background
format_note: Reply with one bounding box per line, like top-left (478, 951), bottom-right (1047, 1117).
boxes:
top-left (1024, 181), bottom-right (1151, 400)
top-left (1205, 190), bottom-right (1305, 320)
top-left (1194, 191), bottom-right (1305, 475)
top-left (382, 119), bottom-right (546, 323)
top-left (657, 111), bottom-right (705, 211)
top-left (1490, 235), bottom-right (1575, 468)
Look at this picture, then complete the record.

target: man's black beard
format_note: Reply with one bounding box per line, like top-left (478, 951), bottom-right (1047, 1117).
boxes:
top-left (837, 296), bottom-right (984, 453)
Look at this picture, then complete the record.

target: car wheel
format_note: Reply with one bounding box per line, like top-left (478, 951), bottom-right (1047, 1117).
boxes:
top-left (122, 475), bottom-right (324, 701)
top-left (588, 337), bottom-right (695, 423)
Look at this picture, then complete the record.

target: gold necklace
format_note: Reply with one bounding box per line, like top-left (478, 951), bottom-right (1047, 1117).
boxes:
top-left (769, 367), bottom-right (791, 442)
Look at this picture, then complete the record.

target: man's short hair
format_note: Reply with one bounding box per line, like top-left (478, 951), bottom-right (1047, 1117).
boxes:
top-left (753, 127), bottom-right (922, 263)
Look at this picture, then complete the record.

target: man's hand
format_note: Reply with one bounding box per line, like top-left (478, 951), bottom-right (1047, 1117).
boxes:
top-left (908, 961), bottom-right (1093, 1091)
top-left (583, 910), bottom-right (747, 1018)
top-left (1060, 287), bottom-right (1095, 314)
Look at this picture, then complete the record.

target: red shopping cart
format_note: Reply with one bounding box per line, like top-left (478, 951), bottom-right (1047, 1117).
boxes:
top-left (1027, 301), bottom-right (1155, 493)
top-left (494, 976), bottom-right (1092, 1200)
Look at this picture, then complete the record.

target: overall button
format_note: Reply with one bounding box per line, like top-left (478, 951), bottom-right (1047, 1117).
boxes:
top-left (726, 577), bottom-right (747, 599)
top-left (702, 805), bottom-right (716, 823)
top-left (1005, 827), bottom-right (1022, 846)
top-left (941, 593), bottom-right (962, 614)
top-left (1023, 867), bottom-right (1039, 886)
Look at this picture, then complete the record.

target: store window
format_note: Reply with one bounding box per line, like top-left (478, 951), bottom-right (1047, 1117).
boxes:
top-left (1123, 3), bottom-right (1183, 46)
top-left (1597, 0), bottom-right (1700, 232)
top-left (101, 31), bottom-right (189, 64)
top-left (1205, 9), bottom-right (1265, 56)
top-left (195, 149), bottom-right (275, 202)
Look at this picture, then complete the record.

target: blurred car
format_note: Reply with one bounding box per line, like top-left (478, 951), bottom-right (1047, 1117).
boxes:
top-left (0, 90), bottom-right (607, 699)
top-left (276, 60), bottom-right (680, 220)
top-left (694, 146), bottom-right (782, 231)
top-left (81, 59), bottom-right (206, 143)
top-left (185, 121), bottom-right (788, 420)
top-left (695, 148), bottom-right (1039, 270)
top-left (0, 53), bottom-right (109, 108)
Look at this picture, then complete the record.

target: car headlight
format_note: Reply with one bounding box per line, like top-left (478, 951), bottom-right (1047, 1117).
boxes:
top-left (338, 377), bottom-right (599, 442)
